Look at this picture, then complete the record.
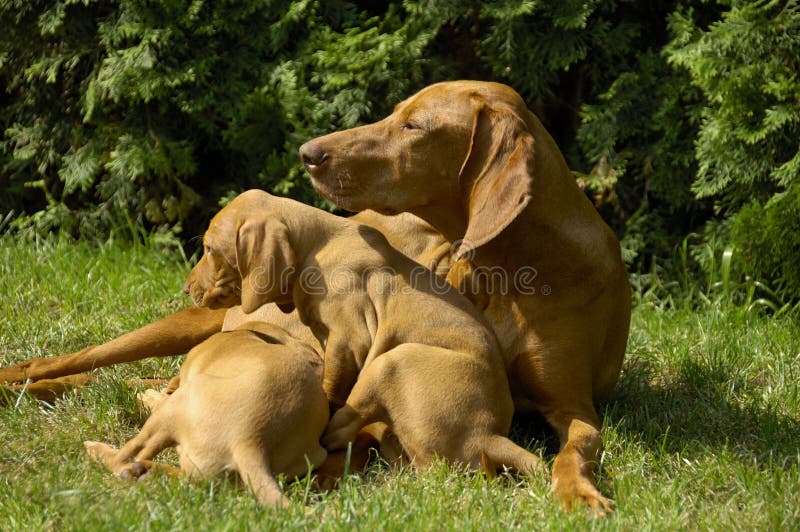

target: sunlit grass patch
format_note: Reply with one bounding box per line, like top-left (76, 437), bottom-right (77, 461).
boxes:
top-left (1, 235), bottom-right (798, 529)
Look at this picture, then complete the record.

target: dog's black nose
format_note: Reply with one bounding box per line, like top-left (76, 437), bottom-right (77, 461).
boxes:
top-left (299, 141), bottom-right (328, 169)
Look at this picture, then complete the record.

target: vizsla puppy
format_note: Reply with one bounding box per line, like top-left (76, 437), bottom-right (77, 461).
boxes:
top-left (84, 321), bottom-right (328, 508)
top-left (299, 80), bottom-right (631, 512)
top-left (184, 189), bottom-right (544, 478)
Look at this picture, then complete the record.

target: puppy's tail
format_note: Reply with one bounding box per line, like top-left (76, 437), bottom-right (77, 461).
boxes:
top-left (234, 443), bottom-right (291, 509)
top-left (481, 435), bottom-right (546, 478)
top-left (250, 473), bottom-right (290, 509)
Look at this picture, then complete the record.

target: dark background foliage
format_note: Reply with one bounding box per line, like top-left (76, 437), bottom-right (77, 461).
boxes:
top-left (1, 0), bottom-right (798, 300)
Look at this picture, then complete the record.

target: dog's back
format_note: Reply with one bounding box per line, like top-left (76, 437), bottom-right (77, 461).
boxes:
top-left (176, 323), bottom-right (328, 480)
top-left (307, 217), bottom-right (503, 364)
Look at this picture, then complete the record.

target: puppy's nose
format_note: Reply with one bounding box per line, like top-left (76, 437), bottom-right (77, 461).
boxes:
top-left (182, 281), bottom-right (191, 295)
top-left (299, 141), bottom-right (328, 170)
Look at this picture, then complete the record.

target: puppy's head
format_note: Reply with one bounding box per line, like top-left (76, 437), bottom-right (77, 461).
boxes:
top-left (184, 190), bottom-right (297, 313)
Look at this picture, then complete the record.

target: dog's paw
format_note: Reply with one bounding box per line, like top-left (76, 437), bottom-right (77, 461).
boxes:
top-left (84, 440), bottom-right (117, 463)
top-left (136, 388), bottom-right (167, 410)
top-left (117, 461), bottom-right (150, 481)
top-left (84, 441), bottom-right (150, 480)
top-left (554, 476), bottom-right (615, 516)
top-left (0, 362), bottom-right (30, 385)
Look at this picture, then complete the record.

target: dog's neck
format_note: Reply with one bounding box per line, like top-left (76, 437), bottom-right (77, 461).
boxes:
top-left (408, 199), bottom-right (468, 248)
top-left (282, 207), bottom-right (351, 266)
top-left (409, 177), bottom-right (610, 283)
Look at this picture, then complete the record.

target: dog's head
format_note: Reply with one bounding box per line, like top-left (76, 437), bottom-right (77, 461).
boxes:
top-left (184, 190), bottom-right (297, 313)
top-left (300, 80), bottom-right (534, 260)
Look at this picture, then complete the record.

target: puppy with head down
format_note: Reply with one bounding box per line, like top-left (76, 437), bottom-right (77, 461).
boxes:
top-left (84, 321), bottom-right (328, 508)
top-left (185, 189), bottom-right (544, 477)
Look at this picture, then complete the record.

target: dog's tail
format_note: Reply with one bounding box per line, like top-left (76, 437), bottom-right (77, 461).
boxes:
top-left (481, 435), bottom-right (546, 478)
top-left (234, 443), bottom-right (291, 509)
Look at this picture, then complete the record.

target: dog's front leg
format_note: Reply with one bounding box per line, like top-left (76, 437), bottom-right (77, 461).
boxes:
top-left (321, 335), bottom-right (361, 408)
top-left (545, 408), bottom-right (613, 515)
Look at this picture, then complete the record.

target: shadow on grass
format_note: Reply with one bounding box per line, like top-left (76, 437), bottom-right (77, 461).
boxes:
top-left (509, 358), bottom-right (799, 468)
top-left (603, 358), bottom-right (799, 465)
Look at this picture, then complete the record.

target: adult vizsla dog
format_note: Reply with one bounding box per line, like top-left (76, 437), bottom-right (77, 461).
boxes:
top-left (299, 80), bottom-right (631, 512)
top-left (184, 189), bottom-right (545, 478)
top-left (84, 321), bottom-right (329, 508)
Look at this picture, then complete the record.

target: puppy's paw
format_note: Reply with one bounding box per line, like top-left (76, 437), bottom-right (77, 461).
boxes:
top-left (117, 461), bottom-right (150, 481)
top-left (136, 388), bottom-right (167, 411)
top-left (84, 440), bottom-right (118, 464)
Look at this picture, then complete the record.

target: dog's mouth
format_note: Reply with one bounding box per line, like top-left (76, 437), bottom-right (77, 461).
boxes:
top-left (185, 280), bottom-right (240, 309)
top-left (201, 289), bottom-right (240, 309)
top-left (309, 175), bottom-right (363, 211)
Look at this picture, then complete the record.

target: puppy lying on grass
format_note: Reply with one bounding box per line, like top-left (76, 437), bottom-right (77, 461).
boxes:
top-left (84, 321), bottom-right (328, 508)
top-left (184, 189), bottom-right (544, 478)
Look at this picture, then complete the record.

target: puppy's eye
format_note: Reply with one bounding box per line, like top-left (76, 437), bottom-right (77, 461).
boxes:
top-left (401, 121), bottom-right (422, 131)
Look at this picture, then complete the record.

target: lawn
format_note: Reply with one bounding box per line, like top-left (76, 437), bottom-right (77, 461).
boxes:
top-left (1, 235), bottom-right (798, 530)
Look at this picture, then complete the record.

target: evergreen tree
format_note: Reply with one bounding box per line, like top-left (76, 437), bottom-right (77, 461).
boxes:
top-left (1, 0), bottom-right (798, 299)
top-left (668, 0), bottom-right (800, 297)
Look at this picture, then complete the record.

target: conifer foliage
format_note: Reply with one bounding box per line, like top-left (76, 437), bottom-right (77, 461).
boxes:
top-left (0, 1), bottom-right (439, 235)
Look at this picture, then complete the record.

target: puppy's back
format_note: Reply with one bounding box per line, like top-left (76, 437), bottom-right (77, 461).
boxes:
top-left (332, 221), bottom-right (502, 360)
top-left (177, 327), bottom-right (328, 478)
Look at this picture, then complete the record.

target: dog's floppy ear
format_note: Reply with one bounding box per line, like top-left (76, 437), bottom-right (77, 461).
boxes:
top-left (236, 216), bottom-right (297, 314)
top-left (455, 101), bottom-right (534, 260)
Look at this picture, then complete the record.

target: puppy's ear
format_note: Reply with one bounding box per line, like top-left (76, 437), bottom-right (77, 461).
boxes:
top-left (456, 102), bottom-right (533, 260)
top-left (236, 217), bottom-right (297, 314)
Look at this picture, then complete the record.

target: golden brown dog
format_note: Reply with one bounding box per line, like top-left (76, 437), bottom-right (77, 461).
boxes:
top-left (299, 80), bottom-right (631, 512)
top-left (184, 189), bottom-right (545, 478)
top-left (84, 321), bottom-right (328, 508)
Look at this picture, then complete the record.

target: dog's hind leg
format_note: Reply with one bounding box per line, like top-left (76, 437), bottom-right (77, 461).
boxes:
top-left (84, 441), bottom-right (180, 480)
top-left (232, 443), bottom-right (290, 509)
top-left (323, 345), bottom-right (464, 461)
top-left (314, 426), bottom-right (380, 489)
top-left (481, 434), bottom-right (546, 477)
top-left (85, 399), bottom-right (178, 478)
top-left (321, 356), bottom-right (392, 451)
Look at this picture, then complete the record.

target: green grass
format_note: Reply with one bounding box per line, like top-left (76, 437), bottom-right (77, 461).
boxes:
top-left (1, 234), bottom-right (798, 530)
